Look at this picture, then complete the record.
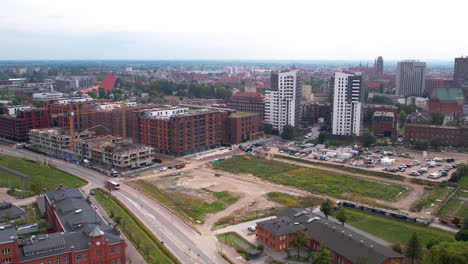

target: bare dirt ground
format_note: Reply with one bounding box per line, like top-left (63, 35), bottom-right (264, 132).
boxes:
top-left (129, 150), bottom-right (433, 234)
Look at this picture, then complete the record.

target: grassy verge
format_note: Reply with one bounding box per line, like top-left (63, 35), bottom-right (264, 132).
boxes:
top-left (410, 185), bottom-right (455, 213)
top-left (93, 189), bottom-right (180, 264)
top-left (213, 156), bottom-right (408, 201)
top-left (128, 180), bottom-right (236, 224)
top-left (214, 207), bottom-right (283, 229)
top-left (217, 232), bottom-right (257, 260)
top-left (0, 153), bottom-right (87, 197)
top-left (275, 154), bottom-right (405, 181)
top-left (439, 190), bottom-right (468, 218)
top-left (342, 207), bottom-right (454, 246)
top-left (266, 192), bottom-right (324, 208)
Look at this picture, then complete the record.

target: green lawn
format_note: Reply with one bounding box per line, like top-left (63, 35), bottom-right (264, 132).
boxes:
top-left (0, 153), bottom-right (87, 197)
top-left (93, 189), bottom-right (178, 264)
top-left (439, 191), bottom-right (468, 218)
top-left (266, 192), bottom-right (324, 208)
top-left (342, 208), bottom-right (454, 246)
top-left (213, 156), bottom-right (408, 201)
top-left (217, 232), bottom-right (257, 260)
top-left (128, 180), bottom-right (236, 224)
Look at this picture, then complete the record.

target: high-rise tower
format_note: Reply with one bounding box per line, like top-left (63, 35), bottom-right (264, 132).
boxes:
top-left (396, 61), bottom-right (426, 96)
top-left (331, 72), bottom-right (362, 136)
top-left (374, 56), bottom-right (384, 74)
top-left (265, 70), bottom-right (302, 133)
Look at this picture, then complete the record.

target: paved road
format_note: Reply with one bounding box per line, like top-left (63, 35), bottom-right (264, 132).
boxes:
top-left (0, 145), bottom-right (225, 264)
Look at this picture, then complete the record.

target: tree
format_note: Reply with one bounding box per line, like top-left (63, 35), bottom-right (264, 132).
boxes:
top-left (87, 90), bottom-right (98, 99)
top-left (313, 244), bottom-right (333, 264)
top-left (336, 209), bottom-right (347, 226)
top-left (454, 229), bottom-right (468, 241)
top-left (391, 243), bottom-right (403, 254)
top-left (281, 125), bottom-right (296, 140)
top-left (426, 238), bottom-right (441, 249)
top-left (405, 233), bottom-right (422, 264)
top-left (29, 178), bottom-right (46, 196)
top-left (430, 137), bottom-right (442, 150)
top-left (399, 110), bottom-right (408, 124)
top-left (318, 132), bottom-right (326, 144)
top-left (427, 241), bottom-right (468, 264)
top-left (259, 122), bottom-right (273, 135)
top-left (98, 87), bottom-right (107, 98)
top-left (320, 200), bottom-right (333, 219)
top-left (430, 110), bottom-right (445, 126)
top-left (290, 229), bottom-right (309, 257)
top-left (361, 131), bottom-right (376, 147)
top-left (257, 244), bottom-right (264, 252)
top-left (414, 141), bottom-right (428, 151)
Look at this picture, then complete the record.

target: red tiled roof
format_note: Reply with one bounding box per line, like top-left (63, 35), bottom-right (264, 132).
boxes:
top-left (427, 101), bottom-right (462, 113)
top-left (99, 73), bottom-right (117, 92)
top-left (231, 92), bottom-right (264, 99)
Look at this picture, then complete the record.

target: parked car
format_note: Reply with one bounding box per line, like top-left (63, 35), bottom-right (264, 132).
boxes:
top-left (413, 160), bottom-right (421, 165)
top-left (452, 164), bottom-right (459, 168)
top-left (248, 226), bottom-right (256, 232)
top-left (409, 171), bottom-right (421, 176)
top-left (429, 173), bottom-right (441, 179)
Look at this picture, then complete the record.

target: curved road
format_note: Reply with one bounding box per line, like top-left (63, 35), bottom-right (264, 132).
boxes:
top-left (0, 145), bottom-right (225, 264)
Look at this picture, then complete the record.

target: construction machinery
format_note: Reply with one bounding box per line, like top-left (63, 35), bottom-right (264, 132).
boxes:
top-left (439, 217), bottom-right (464, 228)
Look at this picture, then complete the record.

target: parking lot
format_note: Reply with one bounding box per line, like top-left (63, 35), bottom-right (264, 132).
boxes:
top-left (271, 146), bottom-right (467, 182)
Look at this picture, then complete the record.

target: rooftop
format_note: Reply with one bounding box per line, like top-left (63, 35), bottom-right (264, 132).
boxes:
top-left (230, 112), bottom-right (258, 118)
top-left (434, 88), bottom-right (465, 102)
top-left (373, 111), bottom-right (395, 118)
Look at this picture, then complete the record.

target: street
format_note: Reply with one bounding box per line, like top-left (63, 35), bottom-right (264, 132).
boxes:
top-left (0, 145), bottom-right (226, 264)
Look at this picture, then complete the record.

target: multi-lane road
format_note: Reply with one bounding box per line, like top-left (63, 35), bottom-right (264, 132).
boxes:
top-left (0, 145), bottom-right (225, 264)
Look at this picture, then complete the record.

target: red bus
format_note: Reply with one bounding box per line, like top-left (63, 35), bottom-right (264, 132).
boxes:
top-left (106, 180), bottom-right (120, 190)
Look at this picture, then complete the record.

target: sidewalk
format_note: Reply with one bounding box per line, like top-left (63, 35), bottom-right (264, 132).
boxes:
top-left (89, 195), bottom-right (147, 264)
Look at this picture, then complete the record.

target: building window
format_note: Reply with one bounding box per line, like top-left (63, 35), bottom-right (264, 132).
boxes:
top-left (64, 257), bottom-right (69, 263)
top-left (116, 246), bottom-right (121, 253)
top-left (117, 259), bottom-right (121, 264)
top-left (111, 247), bottom-right (115, 254)
top-left (97, 250), bottom-right (102, 257)
top-left (56, 259), bottom-right (61, 264)
top-left (2, 259), bottom-right (12, 264)
top-left (1, 249), bottom-right (10, 255)
top-left (82, 255), bottom-right (88, 261)
top-left (76, 256), bottom-right (81, 262)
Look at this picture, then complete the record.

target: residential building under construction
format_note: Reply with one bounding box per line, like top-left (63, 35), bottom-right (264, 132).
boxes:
top-left (75, 135), bottom-right (154, 170)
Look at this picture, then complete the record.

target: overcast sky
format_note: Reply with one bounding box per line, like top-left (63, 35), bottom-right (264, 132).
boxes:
top-left (1, 0), bottom-right (467, 60)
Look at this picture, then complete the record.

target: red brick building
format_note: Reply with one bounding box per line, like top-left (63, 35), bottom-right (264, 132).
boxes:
top-left (0, 106), bottom-right (50, 141)
top-left (256, 208), bottom-right (403, 264)
top-left (0, 187), bottom-right (126, 264)
top-left (427, 101), bottom-right (463, 121)
top-left (44, 98), bottom-right (112, 129)
top-left (425, 78), bottom-right (454, 96)
top-left (227, 92), bottom-right (265, 120)
top-left (138, 107), bottom-right (228, 155)
top-left (80, 103), bottom-right (157, 141)
top-left (363, 105), bottom-right (398, 130)
top-left (226, 112), bottom-right (260, 144)
top-left (404, 123), bottom-right (468, 146)
top-left (372, 111), bottom-right (397, 137)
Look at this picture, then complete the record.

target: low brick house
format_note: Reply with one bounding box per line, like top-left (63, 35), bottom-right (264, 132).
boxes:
top-left (256, 208), bottom-right (403, 264)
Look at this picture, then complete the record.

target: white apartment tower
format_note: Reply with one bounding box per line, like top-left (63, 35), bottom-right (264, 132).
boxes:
top-left (396, 61), bottom-right (426, 96)
top-left (265, 70), bottom-right (302, 133)
top-left (332, 72), bottom-right (362, 136)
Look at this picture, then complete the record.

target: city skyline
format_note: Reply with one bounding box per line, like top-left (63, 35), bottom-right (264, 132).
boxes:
top-left (2, 0), bottom-right (467, 60)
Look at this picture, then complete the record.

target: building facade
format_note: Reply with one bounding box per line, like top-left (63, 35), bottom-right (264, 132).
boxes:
top-left (265, 70), bottom-right (302, 133)
top-left (226, 112), bottom-right (260, 144)
top-left (454, 56), bottom-right (468, 89)
top-left (396, 61), bottom-right (426, 96)
top-left (28, 128), bottom-right (93, 158)
top-left (374, 56), bottom-right (384, 74)
top-left (372, 111), bottom-right (397, 137)
top-left (54, 76), bottom-right (97, 93)
top-left (227, 92), bottom-right (265, 120)
top-left (404, 124), bottom-right (468, 146)
top-left (0, 106), bottom-right (50, 141)
top-left (0, 187), bottom-right (126, 264)
top-left (138, 107), bottom-right (228, 155)
top-left (331, 72), bottom-right (362, 136)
